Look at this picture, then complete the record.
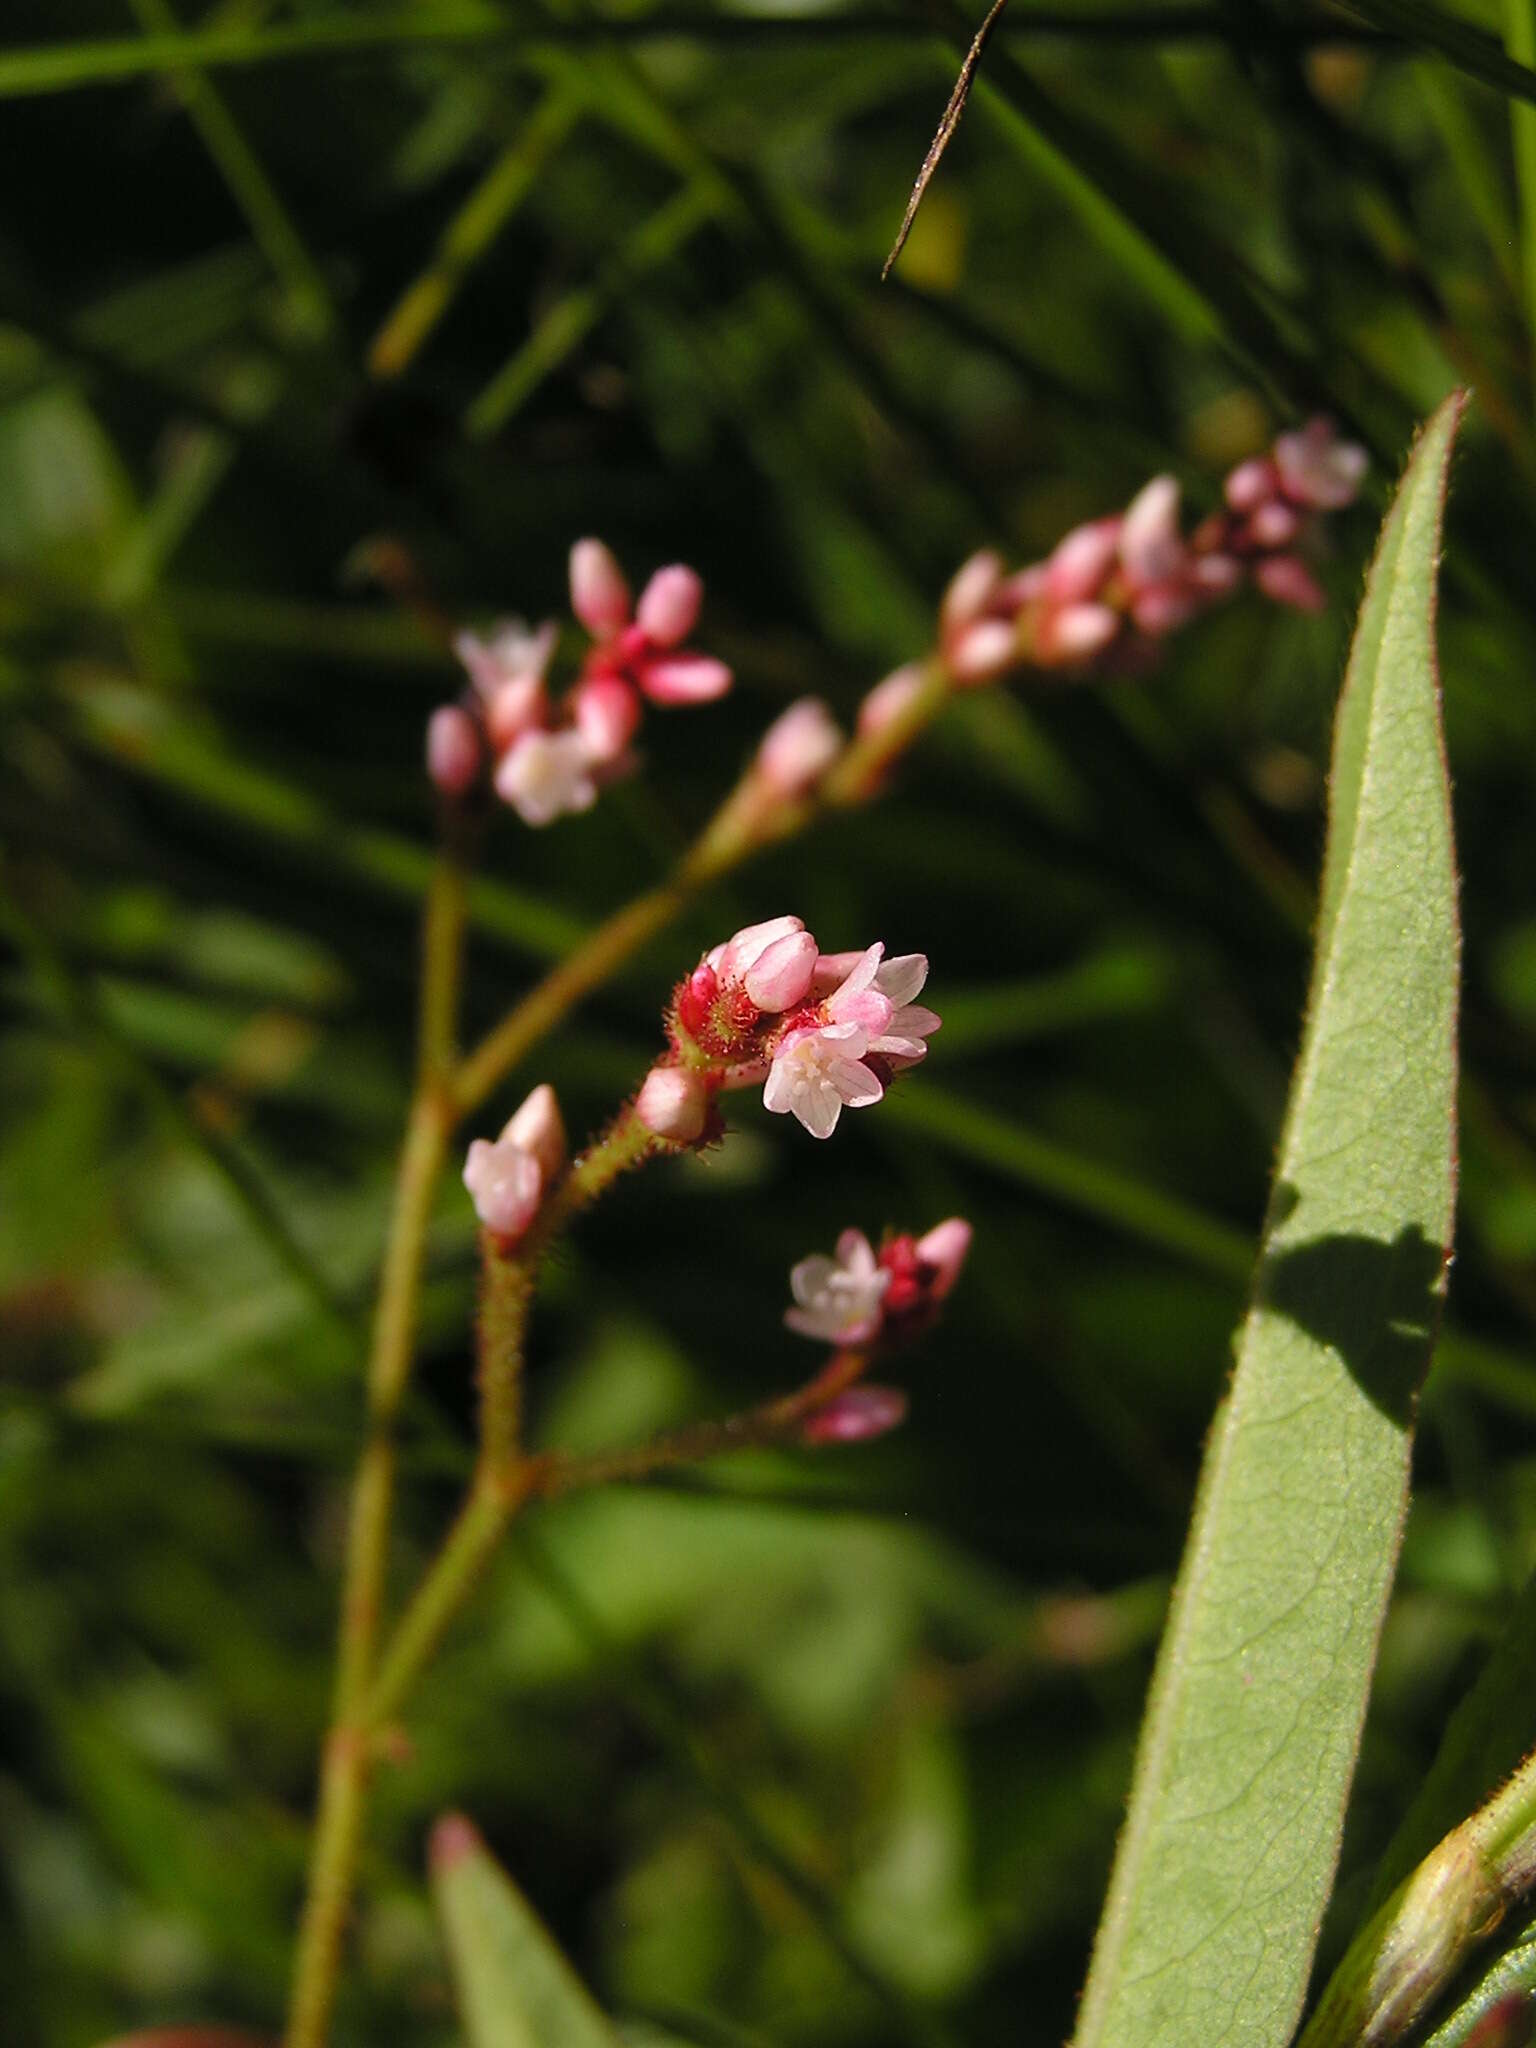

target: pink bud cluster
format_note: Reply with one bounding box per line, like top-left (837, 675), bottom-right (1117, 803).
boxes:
top-left (426, 541), bottom-right (733, 823)
top-left (636, 916), bottom-right (941, 1144)
top-left (857, 418), bottom-right (1367, 727)
top-left (462, 1083), bottom-right (566, 1242)
top-left (789, 1218), bottom-right (973, 1446)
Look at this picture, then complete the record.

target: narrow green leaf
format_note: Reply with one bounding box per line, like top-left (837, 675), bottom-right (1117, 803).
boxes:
top-left (1332, 0), bottom-right (1536, 109)
top-left (429, 1811), bottom-right (621, 2048)
top-left (1071, 391), bottom-right (1466, 2048)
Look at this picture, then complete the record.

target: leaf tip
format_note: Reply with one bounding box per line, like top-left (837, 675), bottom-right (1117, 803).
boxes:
top-left (429, 1810), bottom-right (482, 1874)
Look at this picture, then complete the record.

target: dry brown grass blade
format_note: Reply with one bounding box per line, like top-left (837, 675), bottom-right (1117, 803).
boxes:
top-left (882, 0), bottom-right (1011, 279)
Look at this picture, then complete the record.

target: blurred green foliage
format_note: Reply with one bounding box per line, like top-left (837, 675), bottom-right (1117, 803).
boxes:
top-left (4, 4), bottom-right (1536, 2045)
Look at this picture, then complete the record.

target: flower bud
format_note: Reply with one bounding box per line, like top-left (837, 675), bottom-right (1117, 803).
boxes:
top-left (755, 697), bottom-right (843, 800)
top-left (426, 704), bottom-right (481, 795)
top-left (635, 563), bottom-right (703, 647)
top-left (1224, 456), bottom-right (1277, 514)
top-left (743, 929), bottom-right (818, 1013)
top-left (1274, 417), bottom-right (1367, 510)
top-left (1036, 602), bottom-right (1119, 665)
top-left (916, 1216), bottom-right (973, 1300)
top-left (463, 1134), bottom-right (543, 1241)
top-left (569, 538), bottom-right (631, 637)
top-left (505, 1082), bottom-right (566, 1184)
top-left (1120, 474), bottom-right (1185, 587)
top-left (949, 616), bottom-right (1018, 686)
top-left (572, 673), bottom-right (641, 763)
top-left (1248, 499), bottom-right (1301, 549)
top-left (802, 1385), bottom-right (908, 1445)
top-left (856, 663), bottom-right (924, 737)
top-left (1044, 518), bottom-right (1121, 605)
top-left (940, 548), bottom-right (1004, 633)
top-left (1255, 554), bottom-right (1326, 613)
top-left (635, 1063), bottom-right (709, 1142)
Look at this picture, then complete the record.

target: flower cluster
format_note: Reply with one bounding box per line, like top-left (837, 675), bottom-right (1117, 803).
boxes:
top-left (426, 541), bottom-right (733, 824)
top-left (857, 418), bottom-right (1367, 725)
top-left (787, 1218), bottom-right (973, 1445)
top-left (638, 916), bottom-right (941, 1143)
top-left (462, 1083), bottom-right (566, 1242)
top-left (786, 1220), bottom-right (972, 1345)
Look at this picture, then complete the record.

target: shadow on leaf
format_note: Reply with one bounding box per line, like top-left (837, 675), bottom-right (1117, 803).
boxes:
top-left (1257, 1199), bottom-right (1450, 1428)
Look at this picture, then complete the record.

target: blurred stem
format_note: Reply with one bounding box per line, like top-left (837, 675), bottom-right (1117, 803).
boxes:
top-left (123, 0), bottom-right (334, 341)
top-left (1299, 1739), bottom-right (1536, 2048)
top-left (1508, 0), bottom-right (1536, 399)
top-left (284, 855), bottom-right (465, 2048)
top-left (368, 89), bottom-right (581, 380)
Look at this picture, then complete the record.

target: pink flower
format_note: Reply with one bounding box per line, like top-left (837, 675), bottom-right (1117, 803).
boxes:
top-left (787, 1216), bottom-right (973, 1346)
top-left (785, 1228), bottom-right (889, 1342)
top-left (635, 1063), bottom-right (710, 1143)
top-left (493, 728), bottom-right (599, 826)
top-left (763, 945), bottom-right (938, 1138)
top-left (571, 538), bottom-right (733, 708)
top-left (802, 1385), bottom-right (908, 1445)
top-left (754, 697), bottom-right (844, 800)
top-left (454, 621), bottom-right (557, 713)
top-left (763, 1018), bottom-right (885, 1139)
top-left (1273, 417), bottom-right (1368, 511)
top-left (426, 704), bottom-right (481, 795)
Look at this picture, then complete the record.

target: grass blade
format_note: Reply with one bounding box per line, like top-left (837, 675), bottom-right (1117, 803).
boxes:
top-left (1071, 391), bottom-right (1466, 2048)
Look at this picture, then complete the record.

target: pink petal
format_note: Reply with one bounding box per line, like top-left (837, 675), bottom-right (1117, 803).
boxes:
top-left (572, 674), bottom-right (641, 762)
top-left (949, 617), bottom-right (1018, 686)
top-left (505, 1082), bottom-right (566, 1183)
top-left (635, 563), bottom-right (704, 647)
top-left (635, 1064), bottom-right (709, 1142)
top-left (638, 653), bottom-right (733, 705)
top-left (802, 1386), bottom-right (908, 1445)
top-left (569, 538), bottom-right (632, 636)
top-left (828, 1057), bottom-right (885, 1109)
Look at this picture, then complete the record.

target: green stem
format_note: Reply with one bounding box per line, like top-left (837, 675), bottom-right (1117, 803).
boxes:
top-left (1299, 1742), bottom-right (1536, 2048)
top-left (1507, 0), bottom-right (1536, 411)
top-left (284, 858), bottom-right (465, 2048)
top-left (529, 1346), bottom-right (871, 1497)
top-left (364, 1348), bottom-right (870, 1737)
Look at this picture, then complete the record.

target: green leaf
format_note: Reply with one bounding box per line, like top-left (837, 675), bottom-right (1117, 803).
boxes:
top-left (1071, 391), bottom-right (1466, 2048)
top-left (430, 1812), bottom-right (622, 2048)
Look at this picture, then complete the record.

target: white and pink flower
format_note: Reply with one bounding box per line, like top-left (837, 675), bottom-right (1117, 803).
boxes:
top-left (763, 944), bottom-right (939, 1139)
top-left (786, 1216), bottom-right (972, 1344)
